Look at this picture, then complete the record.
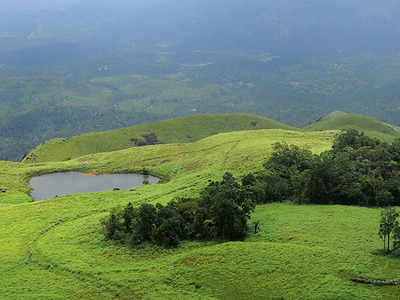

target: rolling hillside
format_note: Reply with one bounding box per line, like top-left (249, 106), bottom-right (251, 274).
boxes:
top-left (0, 129), bottom-right (336, 299)
top-left (24, 111), bottom-right (400, 164)
top-left (23, 113), bottom-right (294, 163)
top-left (1, 128), bottom-right (400, 298)
top-left (303, 111), bottom-right (400, 142)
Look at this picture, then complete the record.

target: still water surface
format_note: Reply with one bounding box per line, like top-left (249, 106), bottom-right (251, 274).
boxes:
top-left (29, 172), bottom-right (160, 201)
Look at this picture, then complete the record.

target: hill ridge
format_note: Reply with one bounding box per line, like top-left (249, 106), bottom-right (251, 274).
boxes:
top-left (24, 111), bottom-right (400, 164)
top-left (303, 111), bottom-right (400, 143)
top-left (23, 113), bottom-right (293, 163)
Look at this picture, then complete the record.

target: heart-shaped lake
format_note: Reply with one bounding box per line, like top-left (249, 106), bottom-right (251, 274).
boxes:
top-left (29, 172), bottom-right (160, 201)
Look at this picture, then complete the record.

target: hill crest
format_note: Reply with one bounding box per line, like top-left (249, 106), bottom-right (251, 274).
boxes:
top-left (23, 111), bottom-right (400, 164)
top-left (23, 113), bottom-right (293, 163)
top-left (303, 111), bottom-right (400, 142)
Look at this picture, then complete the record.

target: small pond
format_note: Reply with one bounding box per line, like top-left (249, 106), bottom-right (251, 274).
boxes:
top-left (29, 172), bottom-right (160, 201)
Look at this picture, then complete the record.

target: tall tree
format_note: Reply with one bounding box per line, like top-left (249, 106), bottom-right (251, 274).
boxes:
top-left (379, 207), bottom-right (399, 253)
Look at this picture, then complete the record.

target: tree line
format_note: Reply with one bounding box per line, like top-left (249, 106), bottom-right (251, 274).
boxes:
top-left (249, 129), bottom-right (400, 206)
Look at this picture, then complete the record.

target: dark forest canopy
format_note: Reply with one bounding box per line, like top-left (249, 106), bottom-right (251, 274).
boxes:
top-left (255, 130), bottom-right (400, 207)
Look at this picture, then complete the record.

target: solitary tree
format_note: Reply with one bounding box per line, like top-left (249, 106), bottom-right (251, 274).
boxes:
top-left (379, 207), bottom-right (399, 253)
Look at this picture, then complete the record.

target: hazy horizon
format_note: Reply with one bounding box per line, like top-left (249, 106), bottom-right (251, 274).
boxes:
top-left (2, 0), bottom-right (400, 55)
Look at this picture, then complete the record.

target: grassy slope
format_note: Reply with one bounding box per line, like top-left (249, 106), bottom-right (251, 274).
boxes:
top-left (1, 129), bottom-right (400, 299)
top-left (23, 113), bottom-right (293, 163)
top-left (25, 111), bottom-right (400, 165)
top-left (304, 111), bottom-right (400, 143)
top-left (0, 128), bottom-right (358, 300)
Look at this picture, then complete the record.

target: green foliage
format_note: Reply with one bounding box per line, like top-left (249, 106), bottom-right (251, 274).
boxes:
top-left (199, 172), bottom-right (256, 240)
top-left (130, 132), bottom-right (160, 147)
top-left (256, 130), bottom-right (400, 207)
top-left (332, 128), bottom-right (380, 152)
top-left (379, 207), bottom-right (400, 253)
top-left (102, 173), bottom-right (255, 247)
top-left (254, 143), bottom-right (315, 204)
top-left (263, 143), bottom-right (315, 179)
top-left (142, 177), bottom-right (150, 185)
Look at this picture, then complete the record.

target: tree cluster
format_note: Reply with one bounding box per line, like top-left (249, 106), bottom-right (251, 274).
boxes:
top-left (245, 130), bottom-right (400, 206)
top-left (379, 207), bottom-right (400, 253)
top-left (130, 133), bottom-right (160, 147)
top-left (102, 173), bottom-right (256, 247)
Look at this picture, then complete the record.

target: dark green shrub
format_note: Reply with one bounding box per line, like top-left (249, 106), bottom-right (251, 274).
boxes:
top-left (102, 173), bottom-right (256, 247)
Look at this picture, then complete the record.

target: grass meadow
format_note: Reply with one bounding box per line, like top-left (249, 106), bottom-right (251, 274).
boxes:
top-left (1, 129), bottom-right (399, 299)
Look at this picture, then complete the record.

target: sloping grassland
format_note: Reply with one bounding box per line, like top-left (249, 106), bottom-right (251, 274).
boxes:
top-left (1, 129), bottom-right (400, 299)
top-left (25, 112), bottom-right (400, 165)
top-left (304, 111), bottom-right (400, 143)
top-left (23, 113), bottom-right (293, 163)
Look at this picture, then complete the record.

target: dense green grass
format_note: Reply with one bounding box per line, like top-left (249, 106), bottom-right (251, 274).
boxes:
top-left (23, 113), bottom-right (293, 163)
top-left (0, 130), bottom-right (344, 299)
top-left (26, 111), bottom-right (400, 165)
top-left (2, 128), bottom-right (400, 299)
top-left (304, 111), bottom-right (400, 143)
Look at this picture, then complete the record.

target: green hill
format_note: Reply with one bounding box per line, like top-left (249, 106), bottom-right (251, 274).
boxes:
top-left (1, 129), bottom-right (400, 299)
top-left (23, 113), bottom-right (294, 163)
top-left (303, 111), bottom-right (400, 142)
top-left (25, 111), bottom-right (400, 164)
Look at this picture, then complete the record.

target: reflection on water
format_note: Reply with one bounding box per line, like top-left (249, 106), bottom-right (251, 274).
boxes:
top-left (29, 172), bottom-right (159, 201)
